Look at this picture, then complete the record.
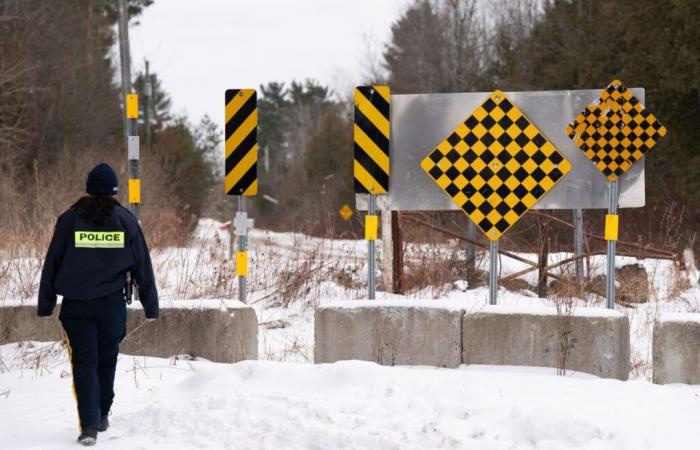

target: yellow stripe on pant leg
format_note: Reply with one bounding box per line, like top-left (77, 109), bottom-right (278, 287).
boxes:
top-left (63, 331), bottom-right (82, 433)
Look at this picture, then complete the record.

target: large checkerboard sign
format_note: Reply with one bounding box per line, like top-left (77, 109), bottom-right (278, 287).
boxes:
top-left (421, 91), bottom-right (571, 240)
top-left (566, 80), bottom-right (666, 181)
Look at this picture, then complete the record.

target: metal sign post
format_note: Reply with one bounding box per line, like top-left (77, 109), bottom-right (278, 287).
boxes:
top-left (489, 240), bottom-right (498, 305)
top-left (367, 194), bottom-right (377, 299)
top-left (353, 85), bottom-right (391, 300)
top-left (225, 89), bottom-right (259, 305)
top-left (236, 196), bottom-right (248, 304)
top-left (606, 181), bottom-right (619, 308)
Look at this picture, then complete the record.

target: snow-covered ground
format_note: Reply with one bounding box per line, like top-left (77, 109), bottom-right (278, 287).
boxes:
top-left (1, 342), bottom-right (699, 450)
top-left (2, 219), bottom-right (700, 448)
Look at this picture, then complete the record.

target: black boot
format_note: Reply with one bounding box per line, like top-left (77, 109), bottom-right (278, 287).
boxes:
top-left (97, 414), bottom-right (109, 432)
top-left (77, 429), bottom-right (98, 446)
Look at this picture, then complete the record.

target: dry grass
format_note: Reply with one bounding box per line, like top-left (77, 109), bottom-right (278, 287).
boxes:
top-left (402, 238), bottom-right (486, 297)
top-left (0, 341), bottom-right (66, 377)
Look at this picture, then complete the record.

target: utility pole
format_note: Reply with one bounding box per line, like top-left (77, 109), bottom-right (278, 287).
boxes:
top-left (117, 0), bottom-right (132, 143)
top-left (144, 60), bottom-right (152, 151)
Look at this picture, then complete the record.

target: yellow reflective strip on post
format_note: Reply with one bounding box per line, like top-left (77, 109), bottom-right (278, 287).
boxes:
top-left (236, 251), bottom-right (248, 276)
top-left (365, 215), bottom-right (378, 241)
top-left (126, 94), bottom-right (139, 119)
top-left (605, 214), bottom-right (619, 241)
top-left (129, 179), bottom-right (141, 204)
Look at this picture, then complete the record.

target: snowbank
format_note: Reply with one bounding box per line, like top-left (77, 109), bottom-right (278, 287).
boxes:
top-left (0, 343), bottom-right (698, 449)
top-left (658, 312), bottom-right (700, 323)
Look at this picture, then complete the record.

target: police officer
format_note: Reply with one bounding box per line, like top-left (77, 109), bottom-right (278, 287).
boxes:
top-left (38, 163), bottom-right (159, 446)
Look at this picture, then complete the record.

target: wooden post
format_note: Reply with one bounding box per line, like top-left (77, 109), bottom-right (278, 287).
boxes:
top-left (381, 209), bottom-right (393, 292)
top-left (537, 218), bottom-right (550, 298)
top-left (391, 211), bottom-right (404, 294)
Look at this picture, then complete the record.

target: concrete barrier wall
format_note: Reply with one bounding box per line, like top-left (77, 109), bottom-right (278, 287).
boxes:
top-left (462, 307), bottom-right (629, 380)
top-left (0, 302), bottom-right (258, 363)
top-left (0, 304), bottom-right (64, 343)
top-left (315, 302), bottom-right (629, 380)
top-left (653, 314), bottom-right (700, 385)
top-left (315, 301), bottom-right (463, 368)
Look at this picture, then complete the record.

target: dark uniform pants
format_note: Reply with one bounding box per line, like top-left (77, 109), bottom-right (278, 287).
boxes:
top-left (60, 292), bottom-right (127, 431)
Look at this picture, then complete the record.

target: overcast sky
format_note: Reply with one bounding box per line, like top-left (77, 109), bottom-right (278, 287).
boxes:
top-left (129, 0), bottom-right (405, 126)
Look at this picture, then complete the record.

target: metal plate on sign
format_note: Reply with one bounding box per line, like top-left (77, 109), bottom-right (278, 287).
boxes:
top-left (234, 212), bottom-right (249, 236)
top-left (128, 136), bottom-right (140, 160)
top-left (356, 88), bottom-right (645, 211)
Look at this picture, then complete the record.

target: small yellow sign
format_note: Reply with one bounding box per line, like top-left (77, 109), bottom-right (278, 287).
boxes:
top-left (339, 204), bottom-right (354, 221)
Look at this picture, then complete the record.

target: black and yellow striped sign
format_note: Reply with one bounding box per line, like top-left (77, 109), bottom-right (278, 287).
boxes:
top-left (566, 80), bottom-right (666, 181)
top-left (422, 91), bottom-right (571, 241)
top-left (354, 86), bottom-right (390, 194)
top-left (225, 89), bottom-right (258, 196)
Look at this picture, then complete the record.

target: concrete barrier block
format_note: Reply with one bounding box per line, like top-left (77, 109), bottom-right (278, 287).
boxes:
top-left (462, 306), bottom-right (629, 380)
top-left (0, 303), bottom-right (64, 342)
top-left (121, 304), bottom-right (258, 362)
top-left (315, 301), bottom-right (462, 368)
top-left (0, 301), bottom-right (258, 363)
top-left (653, 314), bottom-right (700, 385)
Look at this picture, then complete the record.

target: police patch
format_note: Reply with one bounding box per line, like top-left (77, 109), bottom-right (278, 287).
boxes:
top-left (74, 231), bottom-right (125, 248)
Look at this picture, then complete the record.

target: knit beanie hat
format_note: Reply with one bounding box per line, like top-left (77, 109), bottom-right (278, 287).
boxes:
top-left (86, 163), bottom-right (119, 196)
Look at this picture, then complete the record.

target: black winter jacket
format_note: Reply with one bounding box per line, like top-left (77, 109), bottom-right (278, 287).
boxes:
top-left (37, 204), bottom-right (159, 318)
